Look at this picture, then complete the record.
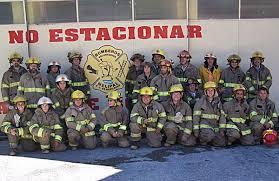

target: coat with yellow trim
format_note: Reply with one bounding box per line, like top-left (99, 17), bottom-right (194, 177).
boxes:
top-left (193, 96), bottom-right (226, 134)
top-left (125, 65), bottom-right (144, 98)
top-left (17, 72), bottom-right (50, 109)
top-left (51, 87), bottom-right (73, 118)
top-left (1, 66), bottom-right (27, 104)
top-left (161, 99), bottom-right (193, 135)
top-left (1, 108), bottom-right (33, 138)
top-left (130, 100), bottom-right (166, 130)
top-left (64, 104), bottom-right (96, 135)
top-left (64, 65), bottom-right (90, 96)
top-left (218, 67), bottom-right (245, 101)
top-left (174, 63), bottom-right (201, 88)
top-left (28, 108), bottom-right (64, 142)
top-left (100, 105), bottom-right (129, 135)
top-left (249, 97), bottom-right (278, 128)
top-left (223, 99), bottom-right (252, 135)
top-left (199, 65), bottom-right (221, 85)
top-left (150, 74), bottom-right (180, 102)
top-left (244, 65), bottom-right (272, 98)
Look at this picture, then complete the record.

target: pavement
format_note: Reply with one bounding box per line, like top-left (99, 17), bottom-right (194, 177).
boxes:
top-left (1, 139), bottom-right (279, 181)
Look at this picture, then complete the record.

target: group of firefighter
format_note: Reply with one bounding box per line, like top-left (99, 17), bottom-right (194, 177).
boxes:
top-left (0, 48), bottom-right (277, 156)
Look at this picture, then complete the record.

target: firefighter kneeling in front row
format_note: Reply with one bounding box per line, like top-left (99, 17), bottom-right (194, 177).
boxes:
top-left (1, 95), bottom-right (36, 156)
top-left (65, 90), bottom-right (97, 150)
top-left (223, 84), bottom-right (255, 145)
top-left (100, 90), bottom-right (130, 148)
top-left (193, 81), bottom-right (226, 146)
top-left (130, 87), bottom-right (166, 149)
top-left (161, 84), bottom-right (196, 147)
top-left (28, 97), bottom-right (66, 153)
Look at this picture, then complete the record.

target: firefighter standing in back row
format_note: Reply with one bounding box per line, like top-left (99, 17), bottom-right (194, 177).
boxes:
top-left (132, 62), bottom-right (156, 104)
top-left (125, 53), bottom-right (144, 113)
top-left (150, 59), bottom-right (180, 102)
top-left (47, 61), bottom-right (61, 92)
top-left (1, 95), bottom-right (37, 156)
top-left (193, 81), bottom-right (226, 146)
top-left (18, 57), bottom-right (50, 111)
top-left (1, 52), bottom-right (27, 106)
top-left (244, 51), bottom-right (272, 102)
top-left (174, 50), bottom-right (201, 89)
top-left (65, 90), bottom-right (97, 150)
top-left (161, 84), bottom-right (196, 147)
top-left (219, 54), bottom-right (245, 103)
top-left (65, 51), bottom-right (90, 98)
top-left (100, 90), bottom-right (130, 148)
top-left (151, 49), bottom-right (165, 75)
top-left (28, 96), bottom-right (66, 153)
top-left (249, 86), bottom-right (278, 144)
top-left (130, 87), bottom-right (166, 149)
top-left (223, 84), bottom-right (255, 145)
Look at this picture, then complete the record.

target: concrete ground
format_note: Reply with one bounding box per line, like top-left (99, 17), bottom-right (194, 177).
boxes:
top-left (1, 139), bottom-right (279, 181)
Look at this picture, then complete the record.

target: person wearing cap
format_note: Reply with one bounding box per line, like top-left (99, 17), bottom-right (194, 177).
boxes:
top-left (47, 61), bottom-right (61, 92)
top-left (65, 51), bottom-right (90, 98)
top-left (17, 57), bottom-right (50, 111)
top-left (193, 81), bottom-right (226, 146)
top-left (130, 87), bottom-right (166, 149)
top-left (28, 96), bottom-right (66, 153)
top-left (64, 90), bottom-right (97, 150)
top-left (51, 74), bottom-right (73, 132)
top-left (1, 95), bottom-right (36, 156)
top-left (1, 52), bottom-right (27, 105)
top-left (161, 84), bottom-right (196, 147)
top-left (132, 62), bottom-right (156, 105)
top-left (219, 54), bottom-right (245, 103)
top-left (151, 49), bottom-right (166, 75)
top-left (150, 59), bottom-right (180, 103)
top-left (223, 84), bottom-right (255, 145)
top-left (99, 90), bottom-right (129, 148)
top-left (183, 78), bottom-right (202, 109)
top-left (174, 50), bottom-right (201, 89)
top-left (244, 51), bottom-right (272, 102)
top-left (199, 53), bottom-right (221, 85)
top-left (125, 53), bottom-right (145, 113)
top-left (249, 86), bottom-right (278, 144)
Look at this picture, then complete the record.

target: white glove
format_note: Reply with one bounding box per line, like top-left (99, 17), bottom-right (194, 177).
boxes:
top-left (14, 114), bottom-right (21, 127)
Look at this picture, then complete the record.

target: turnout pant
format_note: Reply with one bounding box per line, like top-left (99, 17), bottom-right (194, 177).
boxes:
top-left (67, 128), bottom-right (97, 149)
top-left (100, 132), bottom-right (129, 148)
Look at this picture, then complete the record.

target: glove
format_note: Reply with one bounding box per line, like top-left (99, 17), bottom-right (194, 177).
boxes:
top-left (143, 119), bottom-right (149, 125)
top-left (155, 128), bottom-right (161, 134)
top-left (80, 127), bottom-right (89, 134)
top-left (117, 131), bottom-right (124, 138)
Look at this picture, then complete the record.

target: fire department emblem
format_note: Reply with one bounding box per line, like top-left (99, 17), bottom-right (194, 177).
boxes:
top-left (84, 45), bottom-right (130, 93)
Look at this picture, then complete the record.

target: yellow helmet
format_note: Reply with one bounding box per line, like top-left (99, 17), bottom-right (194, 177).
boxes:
top-left (204, 81), bottom-right (217, 90)
top-left (25, 57), bottom-right (41, 65)
top-left (152, 49), bottom-right (165, 58)
top-left (71, 90), bottom-right (85, 99)
top-left (139, 87), bottom-right (154, 96)
top-left (251, 51), bottom-right (264, 60)
top-left (9, 52), bottom-right (23, 63)
top-left (67, 51), bottom-right (82, 62)
top-left (169, 84), bottom-right (184, 93)
top-left (227, 54), bottom-right (241, 63)
top-left (233, 84), bottom-right (246, 92)
top-left (107, 90), bottom-right (121, 100)
top-left (13, 95), bottom-right (27, 103)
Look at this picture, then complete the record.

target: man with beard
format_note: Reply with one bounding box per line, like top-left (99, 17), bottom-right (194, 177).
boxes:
top-left (1, 52), bottom-right (27, 106)
top-left (17, 57), bottom-right (50, 112)
top-left (223, 84), bottom-right (255, 145)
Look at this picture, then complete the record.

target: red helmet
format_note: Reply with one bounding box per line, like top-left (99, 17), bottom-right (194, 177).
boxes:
top-left (263, 129), bottom-right (278, 146)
